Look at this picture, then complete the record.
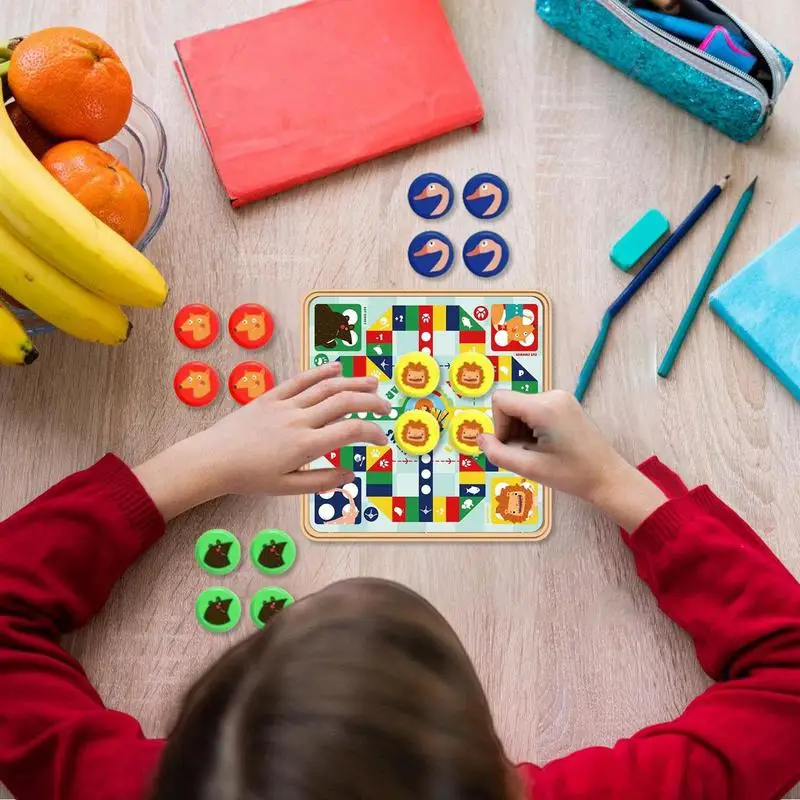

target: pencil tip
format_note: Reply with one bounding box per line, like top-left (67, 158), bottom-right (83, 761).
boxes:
top-left (720, 174), bottom-right (732, 189)
top-left (746, 176), bottom-right (759, 192)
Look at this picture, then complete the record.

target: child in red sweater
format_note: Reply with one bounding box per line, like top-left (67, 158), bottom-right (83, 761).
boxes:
top-left (1, 361), bottom-right (799, 800)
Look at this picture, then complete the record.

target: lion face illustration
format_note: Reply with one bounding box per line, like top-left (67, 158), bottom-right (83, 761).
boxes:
top-left (456, 420), bottom-right (484, 446)
top-left (401, 420), bottom-right (430, 446)
top-left (496, 484), bottom-right (535, 523)
top-left (402, 362), bottom-right (430, 389)
top-left (456, 362), bottom-right (484, 389)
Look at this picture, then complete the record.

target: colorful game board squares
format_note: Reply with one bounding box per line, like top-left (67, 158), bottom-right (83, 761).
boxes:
top-left (324, 449), bottom-right (340, 468)
top-left (336, 356), bottom-right (367, 377)
top-left (459, 453), bottom-right (484, 473)
top-left (391, 305), bottom-right (420, 330)
top-left (368, 447), bottom-right (393, 471)
top-left (368, 310), bottom-right (393, 332)
top-left (367, 497), bottom-right (393, 521)
top-left (337, 446), bottom-right (368, 472)
top-left (392, 497), bottom-right (406, 522)
top-left (367, 330), bottom-right (392, 345)
top-left (460, 482), bottom-right (486, 498)
top-left (367, 356), bottom-right (393, 380)
top-left (458, 494), bottom-right (484, 521)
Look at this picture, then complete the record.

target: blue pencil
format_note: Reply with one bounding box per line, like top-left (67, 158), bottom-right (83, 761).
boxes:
top-left (575, 176), bottom-right (729, 402)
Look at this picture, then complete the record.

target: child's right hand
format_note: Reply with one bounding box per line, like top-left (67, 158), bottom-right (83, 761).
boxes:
top-left (478, 390), bottom-right (667, 531)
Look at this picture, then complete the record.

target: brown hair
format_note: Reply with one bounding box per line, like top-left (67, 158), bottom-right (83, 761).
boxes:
top-left (151, 578), bottom-right (516, 800)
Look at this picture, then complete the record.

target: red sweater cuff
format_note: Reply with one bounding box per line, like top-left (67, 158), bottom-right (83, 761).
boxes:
top-left (94, 454), bottom-right (165, 546)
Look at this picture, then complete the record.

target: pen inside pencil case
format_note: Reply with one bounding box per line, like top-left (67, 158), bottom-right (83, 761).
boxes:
top-left (626, 0), bottom-right (772, 83)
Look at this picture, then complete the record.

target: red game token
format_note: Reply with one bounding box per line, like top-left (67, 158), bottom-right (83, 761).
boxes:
top-left (174, 361), bottom-right (220, 407)
top-left (228, 303), bottom-right (274, 350)
top-left (174, 304), bottom-right (220, 349)
top-left (228, 361), bottom-right (275, 405)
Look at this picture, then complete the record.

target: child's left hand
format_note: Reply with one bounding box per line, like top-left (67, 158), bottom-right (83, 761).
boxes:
top-left (133, 362), bottom-right (390, 520)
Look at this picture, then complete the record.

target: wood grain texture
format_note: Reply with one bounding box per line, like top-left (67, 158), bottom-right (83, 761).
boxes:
top-left (1, 0), bottom-right (799, 797)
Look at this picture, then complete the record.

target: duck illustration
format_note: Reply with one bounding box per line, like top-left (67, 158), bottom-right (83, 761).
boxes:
top-left (466, 180), bottom-right (504, 217)
top-left (413, 181), bottom-right (451, 217)
top-left (465, 238), bottom-right (505, 275)
top-left (413, 238), bottom-right (452, 275)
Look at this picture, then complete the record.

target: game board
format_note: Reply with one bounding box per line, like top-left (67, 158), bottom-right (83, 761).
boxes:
top-left (302, 291), bottom-right (552, 541)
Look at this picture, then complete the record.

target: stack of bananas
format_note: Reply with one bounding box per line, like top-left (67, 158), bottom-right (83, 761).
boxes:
top-left (0, 93), bottom-right (168, 367)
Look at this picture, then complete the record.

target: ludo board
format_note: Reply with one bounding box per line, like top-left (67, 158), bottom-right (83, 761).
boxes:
top-left (302, 292), bottom-right (552, 541)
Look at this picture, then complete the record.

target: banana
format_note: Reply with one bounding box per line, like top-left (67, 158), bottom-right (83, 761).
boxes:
top-left (0, 100), bottom-right (168, 308)
top-left (0, 221), bottom-right (131, 345)
top-left (0, 299), bottom-right (38, 367)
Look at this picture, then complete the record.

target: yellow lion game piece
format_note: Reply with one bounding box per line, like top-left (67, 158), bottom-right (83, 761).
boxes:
top-left (395, 410), bottom-right (440, 456)
top-left (449, 410), bottom-right (494, 457)
top-left (394, 352), bottom-right (440, 398)
top-left (449, 352), bottom-right (494, 398)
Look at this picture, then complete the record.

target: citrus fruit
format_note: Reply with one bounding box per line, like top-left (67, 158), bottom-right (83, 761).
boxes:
top-left (41, 141), bottom-right (150, 244)
top-left (6, 101), bottom-right (59, 159)
top-left (9, 27), bottom-right (133, 143)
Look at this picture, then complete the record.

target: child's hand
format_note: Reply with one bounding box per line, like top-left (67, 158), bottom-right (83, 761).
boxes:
top-left (478, 390), bottom-right (666, 530)
top-left (134, 362), bottom-right (390, 520)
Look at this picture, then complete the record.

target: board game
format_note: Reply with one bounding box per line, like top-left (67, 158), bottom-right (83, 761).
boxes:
top-left (302, 292), bottom-right (552, 541)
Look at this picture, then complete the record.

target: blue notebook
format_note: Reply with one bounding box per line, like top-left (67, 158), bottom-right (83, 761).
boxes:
top-left (709, 225), bottom-right (800, 402)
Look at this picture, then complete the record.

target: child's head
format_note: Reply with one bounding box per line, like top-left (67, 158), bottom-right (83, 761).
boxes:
top-left (153, 578), bottom-right (518, 800)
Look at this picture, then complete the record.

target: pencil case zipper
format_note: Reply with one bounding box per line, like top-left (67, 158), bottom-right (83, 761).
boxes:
top-left (599, 0), bottom-right (786, 120)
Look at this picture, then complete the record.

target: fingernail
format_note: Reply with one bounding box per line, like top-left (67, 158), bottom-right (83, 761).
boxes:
top-left (331, 361), bottom-right (342, 372)
top-left (477, 435), bottom-right (486, 447)
top-left (341, 471), bottom-right (355, 482)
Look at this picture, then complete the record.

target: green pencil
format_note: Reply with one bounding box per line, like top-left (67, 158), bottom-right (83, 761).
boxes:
top-left (657, 176), bottom-right (758, 379)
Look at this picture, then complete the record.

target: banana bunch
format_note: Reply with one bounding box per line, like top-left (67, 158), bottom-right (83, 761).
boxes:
top-left (0, 90), bottom-right (169, 366)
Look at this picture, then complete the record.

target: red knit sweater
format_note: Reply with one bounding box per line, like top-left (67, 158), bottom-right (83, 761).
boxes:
top-left (0, 456), bottom-right (799, 800)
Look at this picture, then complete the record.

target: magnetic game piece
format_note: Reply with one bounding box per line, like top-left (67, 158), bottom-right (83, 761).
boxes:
top-left (195, 529), bottom-right (241, 576)
top-left (449, 352), bottom-right (494, 398)
top-left (610, 209), bottom-right (671, 272)
top-left (196, 587), bottom-right (242, 633)
top-left (394, 351), bottom-right (440, 398)
top-left (228, 361), bottom-right (275, 405)
top-left (449, 409), bottom-right (494, 457)
top-left (250, 587), bottom-right (295, 630)
top-left (463, 232), bottom-right (510, 278)
top-left (228, 303), bottom-right (275, 349)
top-left (174, 361), bottom-right (220, 408)
top-left (174, 303), bottom-right (220, 349)
top-left (408, 232), bottom-right (455, 279)
top-left (251, 529), bottom-right (297, 576)
top-left (407, 173), bottom-right (455, 220)
top-left (463, 173), bottom-right (510, 220)
top-left (394, 410), bottom-right (440, 456)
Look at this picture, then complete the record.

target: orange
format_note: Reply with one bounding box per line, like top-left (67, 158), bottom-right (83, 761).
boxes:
top-left (9, 27), bottom-right (133, 143)
top-left (41, 141), bottom-right (150, 244)
top-left (6, 101), bottom-right (59, 159)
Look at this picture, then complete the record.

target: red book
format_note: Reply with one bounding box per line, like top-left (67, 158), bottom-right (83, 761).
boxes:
top-left (175, 0), bottom-right (483, 208)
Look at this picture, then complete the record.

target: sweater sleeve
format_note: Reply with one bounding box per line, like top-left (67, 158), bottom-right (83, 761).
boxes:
top-left (0, 455), bottom-right (167, 800)
top-left (523, 458), bottom-right (800, 800)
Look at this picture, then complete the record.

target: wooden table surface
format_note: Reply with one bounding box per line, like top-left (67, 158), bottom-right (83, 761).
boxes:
top-left (2, 1), bottom-right (799, 797)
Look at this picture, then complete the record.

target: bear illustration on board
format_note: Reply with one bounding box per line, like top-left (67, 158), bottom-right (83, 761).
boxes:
top-left (315, 305), bottom-right (358, 348)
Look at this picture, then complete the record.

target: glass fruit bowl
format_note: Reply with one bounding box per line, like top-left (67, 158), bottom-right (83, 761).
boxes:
top-left (9, 96), bottom-right (170, 334)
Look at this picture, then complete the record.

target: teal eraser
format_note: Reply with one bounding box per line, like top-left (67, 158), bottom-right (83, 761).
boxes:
top-left (611, 209), bottom-right (670, 272)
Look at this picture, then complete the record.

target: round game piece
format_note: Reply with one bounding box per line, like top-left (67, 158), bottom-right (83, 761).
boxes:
top-left (463, 232), bottom-right (510, 278)
top-left (395, 409), bottom-right (440, 456)
top-left (407, 173), bottom-right (455, 220)
top-left (251, 529), bottom-right (297, 576)
top-left (195, 529), bottom-right (241, 576)
top-left (462, 173), bottom-right (510, 220)
top-left (196, 587), bottom-right (242, 633)
top-left (250, 587), bottom-right (295, 630)
top-left (174, 303), bottom-right (220, 350)
top-left (394, 352), bottom-right (440, 398)
top-left (407, 232), bottom-right (455, 278)
top-left (228, 360), bottom-right (275, 405)
top-left (174, 361), bottom-right (220, 408)
top-left (449, 352), bottom-right (495, 398)
top-left (228, 303), bottom-right (274, 350)
top-left (449, 409), bottom-right (494, 457)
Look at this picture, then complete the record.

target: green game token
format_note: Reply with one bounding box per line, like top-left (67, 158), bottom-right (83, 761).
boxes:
top-left (250, 587), bottom-right (295, 630)
top-left (196, 587), bottom-right (242, 633)
top-left (195, 529), bottom-right (241, 576)
top-left (250, 529), bottom-right (297, 576)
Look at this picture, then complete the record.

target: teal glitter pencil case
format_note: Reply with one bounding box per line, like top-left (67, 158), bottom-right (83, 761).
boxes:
top-left (535, 0), bottom-right (792, 142)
